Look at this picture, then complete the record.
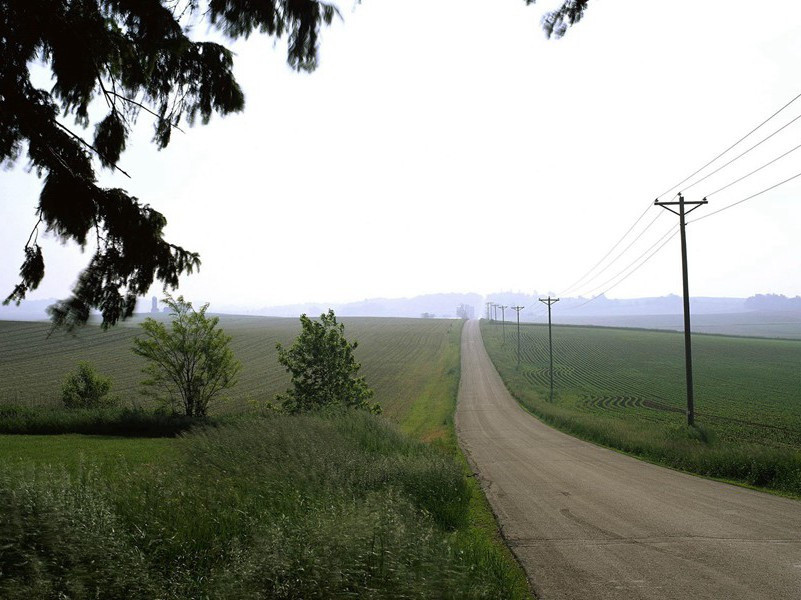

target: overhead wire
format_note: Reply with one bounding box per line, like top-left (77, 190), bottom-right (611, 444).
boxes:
top-left (573, 224), bottom-right (679, 300)
top-left (701, 141), bottom-right (801, 198)
top-left (656, 89), bottom-right (801, 199)
top-left (679, 113), bottom-right (801, 195)
top-left (561, 211), bottom-right (665, 297)
top-left (557, 202), bottom-right (654, 297)
top-left (564, 226), bottom-right (680, 311)
top-left (689, 170), bottom-right (801, 225)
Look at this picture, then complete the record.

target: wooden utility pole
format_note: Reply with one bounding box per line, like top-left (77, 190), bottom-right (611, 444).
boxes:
top-left (511, 305), bottom-right (525, 368)
top-left (498, 305), bottom-right (508, 345)
top-left (538, 296), bottom-right (559, 402)
top-left (654, 193), bottom-right (707, 426)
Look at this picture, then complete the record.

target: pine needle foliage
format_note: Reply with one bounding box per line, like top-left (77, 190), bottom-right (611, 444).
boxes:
top-left (132, 295), bottom-right (240, 417)
top-left (276, 310), bottom-right (379, 414)
top-left (1, 0), bottom-right (339, 328)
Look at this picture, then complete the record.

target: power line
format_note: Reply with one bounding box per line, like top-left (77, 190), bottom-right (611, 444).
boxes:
top-left (689, 170), bottom-right (801, 224)
top-left (564, 226), bottom-right (680, 311)
top-left (558, 202), bottom-right (654, 297)
top-left (563, 211), bottom-right (665, 298)
top-left (702, 142), bottom-right (801, 198)
top-left (657, 89), bottom-right (801, 199)
top-left (572, 224), bottom-right (679, 300)
top-left (680, 112), bottom-right (801, 194)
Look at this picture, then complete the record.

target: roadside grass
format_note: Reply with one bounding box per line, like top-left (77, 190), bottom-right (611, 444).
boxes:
top-left (0, 317), bottom-right (531, 599)
top-left (1, 412), bottom-right (527, 599)
top-left (480, 320), bottom-right (801, 497)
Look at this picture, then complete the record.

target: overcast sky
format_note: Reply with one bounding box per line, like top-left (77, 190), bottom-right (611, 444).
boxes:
top-left (3, 0), bottom-right (801, 311)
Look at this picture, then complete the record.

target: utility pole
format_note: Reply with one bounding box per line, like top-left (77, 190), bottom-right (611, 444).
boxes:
top-left (654, 193), bottom-right (707, 426)
top-left (538, 296), bottom-right (559, 402)
top-left (511, 305), bottom-right (524, 368)
top-left (491, 303), bottom-right (497, 322)
top-left (498, 305), bottom-right (508, 345)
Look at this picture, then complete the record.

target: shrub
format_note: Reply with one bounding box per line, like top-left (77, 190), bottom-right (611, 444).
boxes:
top-left (61, 362), bottom-right (115, 409)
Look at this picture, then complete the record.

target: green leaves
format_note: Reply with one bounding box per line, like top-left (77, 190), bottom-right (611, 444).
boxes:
top-left (132, 295), bottom-right (241, 417)
top-left (276, 310), bottom-right (378, 414)
top-left (61, 361), bottom-right (115, 409)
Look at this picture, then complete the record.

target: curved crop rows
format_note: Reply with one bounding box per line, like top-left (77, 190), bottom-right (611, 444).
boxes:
top-left (481, 320), bottom-right (801, 447)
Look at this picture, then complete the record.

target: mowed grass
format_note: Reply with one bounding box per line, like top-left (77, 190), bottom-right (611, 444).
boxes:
top-left (0, 317), bottom-right (531, 599)
top-left (0, 316), bottom-right (459, 420)
top-left (481, 320), bottom-right (801, 495)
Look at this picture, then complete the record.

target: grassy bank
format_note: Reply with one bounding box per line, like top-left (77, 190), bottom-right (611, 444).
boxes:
top-left (0, 412), bottom-right (526, 598)
top-left (480, 320), bottom-right (801, 497)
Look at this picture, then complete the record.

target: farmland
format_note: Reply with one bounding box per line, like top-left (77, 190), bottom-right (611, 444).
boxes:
top-left (0, 316), bottom-right (457, 422)
top-left (480, 320), bottom-right (801, 494)
top-left (0, 316), bottom-right (529, 599)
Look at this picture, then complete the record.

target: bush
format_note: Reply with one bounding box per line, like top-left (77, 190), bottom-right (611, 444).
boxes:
top-left (61, 362), bottom-right (116, 409)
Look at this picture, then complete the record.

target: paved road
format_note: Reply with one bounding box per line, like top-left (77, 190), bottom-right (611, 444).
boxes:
top-left (455, 320), bottom-right (801, 600)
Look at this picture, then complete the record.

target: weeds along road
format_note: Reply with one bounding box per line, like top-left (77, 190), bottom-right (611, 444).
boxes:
top-left (455, 319), bottom-right (801, 600)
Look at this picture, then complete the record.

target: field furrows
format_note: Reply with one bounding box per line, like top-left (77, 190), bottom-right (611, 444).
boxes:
top-left (0, 317), bottom-right (458, 419)
top-left (481, 321), bottom-right (801, 447)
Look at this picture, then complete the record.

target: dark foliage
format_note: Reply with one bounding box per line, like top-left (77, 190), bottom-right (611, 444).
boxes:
top-left (1, 0), bottom-right (339, 328)
top-left (0, 404), bottom-right (207, 436)
top-left (1, 1), bottom-right (587, 329)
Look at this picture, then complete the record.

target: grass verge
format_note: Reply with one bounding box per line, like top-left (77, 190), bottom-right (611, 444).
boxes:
top-left (2, 412), bottom-right (526, 598)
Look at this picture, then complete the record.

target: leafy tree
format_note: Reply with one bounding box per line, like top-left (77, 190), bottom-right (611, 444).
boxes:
top-left (61, 361), bottom-right (115, 408)
top-left (1, 1), bottom-right (588, 329)
top-left (132, 295), bottom-right (240, 417)
top-left (276, 310), bottom-right (379, 414)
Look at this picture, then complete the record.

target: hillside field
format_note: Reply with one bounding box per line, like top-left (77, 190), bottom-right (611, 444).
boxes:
top-left (481, 319), bottom-right (801, 494)
top-left (0, 316), bottom-right (457, 425)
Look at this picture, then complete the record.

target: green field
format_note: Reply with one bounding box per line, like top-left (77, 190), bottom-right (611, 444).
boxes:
top-left (481, 320), bottom-right (801, 494)
top-left (0, 316), bottom-right (458, 421)
top-left (0, 316), bottom-right (530, 599)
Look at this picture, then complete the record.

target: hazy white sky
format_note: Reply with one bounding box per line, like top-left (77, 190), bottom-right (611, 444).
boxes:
top-left (2, 0), bottom-right (801, 310)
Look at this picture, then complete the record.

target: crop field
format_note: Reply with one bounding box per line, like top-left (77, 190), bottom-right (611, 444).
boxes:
top-left (0, 315), bottom-right (459, 423)
top-left (482, 320), bottom-right (801, 446)
top-left (481, 320), bottom-right (801, 495)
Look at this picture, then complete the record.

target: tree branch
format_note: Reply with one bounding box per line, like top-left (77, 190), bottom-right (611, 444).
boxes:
top-left (52, 120), bottom-right (132, 178)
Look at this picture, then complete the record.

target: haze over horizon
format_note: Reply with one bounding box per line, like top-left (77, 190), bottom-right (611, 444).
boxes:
top-left (3, 0), bottom-right (801, 311)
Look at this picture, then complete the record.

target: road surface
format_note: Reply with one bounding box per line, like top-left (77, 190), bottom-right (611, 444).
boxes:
top-left (455, 320), bottom-right (801, 599)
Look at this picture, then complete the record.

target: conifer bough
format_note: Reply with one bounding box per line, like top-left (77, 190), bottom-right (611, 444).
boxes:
top-left (0, 0), bottom-right (588, 329)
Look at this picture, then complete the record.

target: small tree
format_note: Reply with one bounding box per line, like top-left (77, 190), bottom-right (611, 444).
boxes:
top-left (132, 295), bottom-right (240, 417)
top-left (61, 361), bottom-right (115, 409)
top-left (276, 310), bottom-right (379, 414)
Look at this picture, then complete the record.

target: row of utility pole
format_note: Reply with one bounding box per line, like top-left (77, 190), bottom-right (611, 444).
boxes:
top-left (485, 192), bottom-right (704, 425)
top-left (487, 298), bottom-right (559, 403)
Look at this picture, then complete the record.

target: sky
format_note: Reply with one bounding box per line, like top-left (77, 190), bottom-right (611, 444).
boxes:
top-left (2, 0), bottom-right (801, 312)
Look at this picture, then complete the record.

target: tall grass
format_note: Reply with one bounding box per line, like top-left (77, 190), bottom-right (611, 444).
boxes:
top-left (0, 404), bottom-right (205, 437)
top-left (0, 411), bottom-right (526, 599)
